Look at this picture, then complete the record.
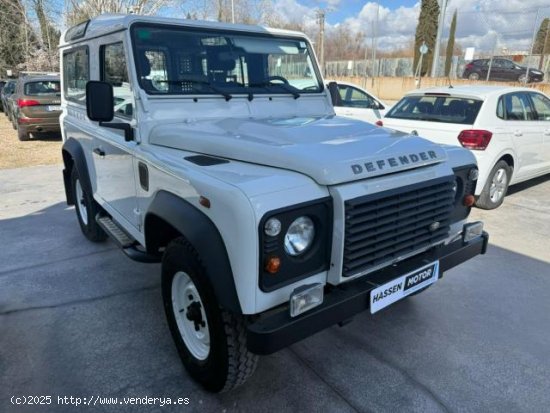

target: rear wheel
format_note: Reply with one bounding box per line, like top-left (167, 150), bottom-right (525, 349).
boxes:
top-left (17, 127), bottom-right (29, 141)
top-left (162, 237), bottom-right (258, 392)
top-left (71, 167), bottom-right (107, 242)
top-left (468, 72), bottom-right (480, 81)
top-left (476, 160), bottom-right (512, 210)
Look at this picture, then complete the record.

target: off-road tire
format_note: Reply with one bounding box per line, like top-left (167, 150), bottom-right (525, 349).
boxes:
top-left (162, 237), bottom-right (258, 393)
top-left (70, 167), bottom-right (107, 242)
top-left (476, 160), bottom-right (512, 210)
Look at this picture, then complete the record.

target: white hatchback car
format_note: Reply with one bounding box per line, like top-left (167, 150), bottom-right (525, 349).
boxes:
top-left (380, 86), bottom-right (550, 209)
top-left (327, 80), bottom-right (389, 124)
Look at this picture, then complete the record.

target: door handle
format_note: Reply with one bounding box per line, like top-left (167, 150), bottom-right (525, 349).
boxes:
top-left (513, 130), bottom-right (523, 137)
top-left (93, 147), bottom-right (105, 157)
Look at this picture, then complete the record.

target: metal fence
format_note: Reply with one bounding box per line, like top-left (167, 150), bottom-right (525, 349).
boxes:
top-left (323, 55), bottom-right (550, 80)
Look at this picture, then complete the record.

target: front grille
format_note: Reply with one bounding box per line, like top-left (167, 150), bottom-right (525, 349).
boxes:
top-left (343, 176), bottom-right (455, 278)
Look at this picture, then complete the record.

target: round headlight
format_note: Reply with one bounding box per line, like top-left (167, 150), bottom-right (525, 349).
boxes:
top-left (284, 216), bottom-right (315, 256)
top-left (264, 217), bottom-right (282, 237)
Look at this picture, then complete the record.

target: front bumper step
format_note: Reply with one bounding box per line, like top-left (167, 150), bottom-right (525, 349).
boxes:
top-left (247, 232), bottom-right (489, 355)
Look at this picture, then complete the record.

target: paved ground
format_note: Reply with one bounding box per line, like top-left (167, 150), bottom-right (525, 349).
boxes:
top-left (1, 164), bottom-right (549, 413)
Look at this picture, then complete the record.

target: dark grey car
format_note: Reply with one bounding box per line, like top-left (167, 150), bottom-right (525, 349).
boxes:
top-left (1, 79), bottom-right (16, 118)
top-left (463, 58), bottom-right (544, 83)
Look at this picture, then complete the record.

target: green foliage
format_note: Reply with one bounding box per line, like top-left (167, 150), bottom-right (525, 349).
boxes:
top-left (444, 10), bottom-right (457, 77)
top-left (413, 0), bottom-right (440, 76)
top-left (533, 18), bottom-right (550, 55)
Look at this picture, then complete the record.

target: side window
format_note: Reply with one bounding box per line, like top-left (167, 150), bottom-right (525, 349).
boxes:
top-left (502, 93), bottom-right (535, 121)
top-left (529, 93), bottom-right (550, 121)
top-left (337, 85), bottom-right (350, 106)
top-left (101, 43), bottom-right (133, 118)
top-left (63, 47), bottom-right (89, 104)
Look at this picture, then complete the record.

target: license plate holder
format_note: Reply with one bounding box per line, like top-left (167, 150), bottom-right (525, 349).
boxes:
top-left (370, 261), bottom-right (439, 314)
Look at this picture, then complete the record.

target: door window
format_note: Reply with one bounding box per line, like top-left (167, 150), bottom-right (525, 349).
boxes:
top-left (500, 93), bottom-right (535, 121)
top-left (63, 47), bottom-right (89, 104)
top-left (337, 85), bottom-right (379, 109)
top-left (101, 42), bottom-right (133, 118)
top-left (529, 93), bottom-right (550, 121)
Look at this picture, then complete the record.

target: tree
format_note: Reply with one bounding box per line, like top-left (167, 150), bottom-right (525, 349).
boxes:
top-left (444, 9), bottom-right (457, 77)
top-left (413, 0), bottom-right (439, 76)
top-left (0, 0), bottom-right (33, 75)
top-left (533, 18), bottom-right (550, 55)
top-left (66, 0), bottom-right (172, 26)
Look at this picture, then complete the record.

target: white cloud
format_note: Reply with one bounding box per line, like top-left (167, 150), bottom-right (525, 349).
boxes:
top-left (271, 0), bottom-right (550, 53)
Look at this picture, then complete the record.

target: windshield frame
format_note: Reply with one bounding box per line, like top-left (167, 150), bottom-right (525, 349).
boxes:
top-left (129, 22), bottom-right (324, 97)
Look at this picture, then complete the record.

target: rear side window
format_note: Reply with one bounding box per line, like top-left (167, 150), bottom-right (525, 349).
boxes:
top-left (386, 95), bottom-right (482, 125)
top-left (63, 47), bottom-right (89, 104)
top-left (497, 92), bottom-right (535, 121)
top-left (24, 81), bottom-right (60, 96)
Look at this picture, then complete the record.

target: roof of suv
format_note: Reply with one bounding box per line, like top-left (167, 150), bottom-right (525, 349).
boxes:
top-left (19, 75), bottom-right (60, 83)
top-left (60, 14), bottom-right (309, 48)
top-left (404, 85), bottom-right (536, 100)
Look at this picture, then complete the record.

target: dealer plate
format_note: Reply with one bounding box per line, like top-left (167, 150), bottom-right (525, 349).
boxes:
top-left (370, 261), bottom-right (439, 314)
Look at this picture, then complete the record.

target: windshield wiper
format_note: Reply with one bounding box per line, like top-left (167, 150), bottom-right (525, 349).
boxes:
top-left (157, 78), bottom-right (233, 101)
top-left (250, 81), bottom-right (301, 99)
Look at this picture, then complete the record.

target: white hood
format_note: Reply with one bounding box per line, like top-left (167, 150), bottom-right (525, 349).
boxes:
top-left (149, 116), bottom-right (448, 186)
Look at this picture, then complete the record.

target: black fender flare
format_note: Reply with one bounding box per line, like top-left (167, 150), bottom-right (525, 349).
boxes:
top-left (146, 191), bottom-right (242, 314)
top-left (61, 138), bottom-right (93, 205)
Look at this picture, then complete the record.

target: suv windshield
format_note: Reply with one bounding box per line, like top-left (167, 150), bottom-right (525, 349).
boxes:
top-left (386, 95), bottom-right (483, 125)
top-left (131, 24), bottom-right (322, 97)
top-left (24, 80), bottom-right (61, 96)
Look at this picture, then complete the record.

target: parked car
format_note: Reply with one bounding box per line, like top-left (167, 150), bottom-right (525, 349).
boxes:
top-left (462, 58), bottom-right (544, 83)
top-left (327, 80), bottom-right (389, 124)
top-left (380, 86), bottom-right (550, 209)
top-left (1, 79), bottom-right (16, 117)
top-left (11, 74), bottom-right (61, 141)
top-left (0, 80), bottom-right (5, 111)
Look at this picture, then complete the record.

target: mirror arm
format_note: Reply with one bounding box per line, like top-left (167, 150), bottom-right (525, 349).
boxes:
top-left (99, 122), bottom-right (134, 142)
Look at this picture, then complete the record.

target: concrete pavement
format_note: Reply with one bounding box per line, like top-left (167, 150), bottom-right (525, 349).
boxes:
top-left (1, 164), bottom-right (549, 413)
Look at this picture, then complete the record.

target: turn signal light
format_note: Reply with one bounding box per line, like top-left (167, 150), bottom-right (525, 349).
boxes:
top-left (18, 99), bottom-right (40, 108)
top-left (463, 194), bottom-right (475, 207)
top-left (457, 130), bottom-right (492, 150)
top-left (375, 120), bottom-right (383, 126)
top-left (265, 256), bottom-right (281, 274)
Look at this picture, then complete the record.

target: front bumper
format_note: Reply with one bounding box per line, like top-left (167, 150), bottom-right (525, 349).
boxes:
top-left (247, 231), bottom-right (489, 355)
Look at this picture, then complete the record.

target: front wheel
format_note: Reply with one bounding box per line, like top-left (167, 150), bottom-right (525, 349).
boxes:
top-left (517, 74), bottom-right (528, 83)
top-left (468, 72), bottom-right (480, 81)
top-left (162, 237), bottom-right (258, 392)
top-left (70, 167), bottom-right (107, 242)
top-left (476, 160), bottom-right (512, 210)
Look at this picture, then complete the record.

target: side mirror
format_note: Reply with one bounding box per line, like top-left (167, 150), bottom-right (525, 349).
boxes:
top-left (85, 81), bottom-right (134, 142)
top-left (86, 81), bottom-right (114, 122)
top-left (327, 82), bottom-right (342, 107)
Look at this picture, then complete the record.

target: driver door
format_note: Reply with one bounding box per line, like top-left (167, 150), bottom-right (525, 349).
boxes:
top-left (91, 38), bottom-right (139, 228)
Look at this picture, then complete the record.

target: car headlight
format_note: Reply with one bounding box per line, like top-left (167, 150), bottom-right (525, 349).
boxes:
top-left (284, 216), bottom-right (315, 256)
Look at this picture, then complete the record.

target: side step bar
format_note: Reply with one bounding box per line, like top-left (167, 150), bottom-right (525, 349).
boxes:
top-left (96, 215), bottom-right (161, 263)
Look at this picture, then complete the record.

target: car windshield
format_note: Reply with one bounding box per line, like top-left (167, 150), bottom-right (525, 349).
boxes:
top-left (131, 24), bottom-right (323, 97)
top-left (386, 95), bottom-right (483, 125)
top-left (24, 81), bottom-right (61, 96)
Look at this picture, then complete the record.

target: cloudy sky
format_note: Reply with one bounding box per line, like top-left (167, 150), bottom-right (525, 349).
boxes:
top-left (272, 0), bottom-right (550, 52)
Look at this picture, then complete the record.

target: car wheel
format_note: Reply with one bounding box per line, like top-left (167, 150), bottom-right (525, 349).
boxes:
top-left (517, 74), bottom-right (528, 83)
top-left (468, 72), bottom-right (480, 81)
top-left (476, 160), bottom-right (512, 210)
top-left (71, 167), bottom-right (107, 242)
top-left (17, 127), bottom-right (29, 141)
top-left (162, 237), bottom-right (259, 393)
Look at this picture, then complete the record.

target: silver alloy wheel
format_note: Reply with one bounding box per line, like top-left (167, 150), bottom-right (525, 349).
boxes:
top-left (489, 168), bottom-right (508, 203)
top-left (469, 72), bottom-right (479, 80)
top-left (75, 179), bottom-right (88, 226)
top-left (518, 74), bottom-right (527, 83)
top-left (171, 271), bottom-right (210, 360)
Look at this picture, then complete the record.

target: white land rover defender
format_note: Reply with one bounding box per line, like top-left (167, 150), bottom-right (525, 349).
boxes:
top-left (60, 14), bottom-right (489, 392)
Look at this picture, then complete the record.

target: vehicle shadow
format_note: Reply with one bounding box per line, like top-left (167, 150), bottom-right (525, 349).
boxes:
top-left (29, 131), bottom-right (62, 141)
top-left (1, 199), bottom-right (550, 412)
top-left (507, 174), bottom-right (550, 196)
